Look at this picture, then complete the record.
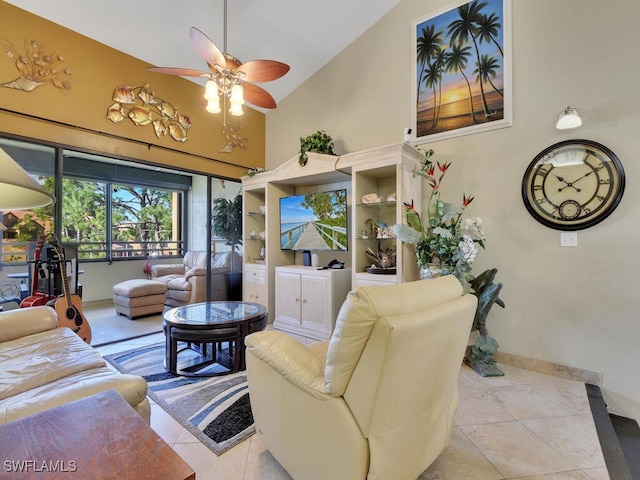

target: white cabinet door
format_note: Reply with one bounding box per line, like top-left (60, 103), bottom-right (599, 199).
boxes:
top-left (244, 265), bottom-right (266, 304)
top-left (275, 270), bottom-right (302, 325)
top-left (300, 274), bottom-right (329, 329)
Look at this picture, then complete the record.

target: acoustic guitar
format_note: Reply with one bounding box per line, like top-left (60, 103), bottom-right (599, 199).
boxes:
top-left (20, 234), bottom-right (54, 308)
top-left (47, 235), bottom-right (92, 344)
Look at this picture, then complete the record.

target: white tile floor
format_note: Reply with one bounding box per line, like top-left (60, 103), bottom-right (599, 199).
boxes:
top-left (96, 333), bottom-right (610, 480)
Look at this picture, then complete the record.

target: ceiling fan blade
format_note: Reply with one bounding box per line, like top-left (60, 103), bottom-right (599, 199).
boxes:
top-left (242, 82), bottom-right (277, 109)
top-left (237, 60), bottom-right (290, 83)
top-left (190, 27), bottom-right (226, 69)
top-left (147, 67), bottom-right (209, 78)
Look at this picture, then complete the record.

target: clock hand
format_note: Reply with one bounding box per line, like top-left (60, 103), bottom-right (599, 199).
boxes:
top-left (554, 174), bottom-right (581, 193)
top-left (563, 170), bottom-right (593, 190)
top-left (558, 154), bottom-right (593, 192)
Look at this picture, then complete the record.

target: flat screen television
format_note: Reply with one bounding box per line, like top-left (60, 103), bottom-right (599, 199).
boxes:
top-left (279, 189), bottom-right (348, 251)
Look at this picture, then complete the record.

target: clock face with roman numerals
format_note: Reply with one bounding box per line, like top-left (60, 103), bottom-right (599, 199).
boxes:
top-left (522, 140), bottom-right (625, 231)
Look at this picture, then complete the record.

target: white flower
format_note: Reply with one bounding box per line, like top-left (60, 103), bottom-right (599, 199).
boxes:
top-left (461, 217), bottom-right (485, 241)
top-left (458, 235), bottom-right (478, 263)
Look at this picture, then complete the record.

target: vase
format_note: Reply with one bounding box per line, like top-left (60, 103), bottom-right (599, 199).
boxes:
top-left (420, 263), bottom-right (454, 280)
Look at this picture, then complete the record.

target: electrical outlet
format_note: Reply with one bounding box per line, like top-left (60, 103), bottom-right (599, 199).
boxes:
top-left (560, 231), bottom-right (578, 247)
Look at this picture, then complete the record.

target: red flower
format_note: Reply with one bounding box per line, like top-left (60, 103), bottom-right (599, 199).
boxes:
top-left (437, 161), bottom-right (451, 173)
top-left (462, 194), bottom-right (475, 207)
top-left (404, 199), bottom-right (416, 211)
top-left (426, 165), bottom-right (435, 177)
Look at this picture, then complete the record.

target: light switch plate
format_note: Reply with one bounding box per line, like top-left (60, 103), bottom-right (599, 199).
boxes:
top-left (560, 231), bottom-right (578, 247)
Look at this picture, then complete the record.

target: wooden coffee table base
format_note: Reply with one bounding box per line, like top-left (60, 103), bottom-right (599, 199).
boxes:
top-left (163, 301), bottom-right (268, 377)
top-left (0, 389), bottom-right (195, 480)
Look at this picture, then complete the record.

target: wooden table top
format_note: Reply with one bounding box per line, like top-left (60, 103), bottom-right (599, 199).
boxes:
top-left (0, 389), bottom-right (195, 480)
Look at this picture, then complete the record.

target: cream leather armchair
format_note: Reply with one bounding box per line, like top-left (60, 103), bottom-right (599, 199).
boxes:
top-left (245, 276), bottom-right (477, 480)
top-left (151, 251), bottom-right (240, 306)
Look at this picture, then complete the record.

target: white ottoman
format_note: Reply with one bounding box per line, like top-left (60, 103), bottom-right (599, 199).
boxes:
top-left (112, 279), bottom-right (167, 319)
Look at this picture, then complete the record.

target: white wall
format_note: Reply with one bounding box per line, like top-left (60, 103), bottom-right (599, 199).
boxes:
top-left (266, 0), bottom-right (640, 420)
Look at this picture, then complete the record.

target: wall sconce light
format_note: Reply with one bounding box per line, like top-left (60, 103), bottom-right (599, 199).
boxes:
top-left (556, 106), bottom-right (582, 130)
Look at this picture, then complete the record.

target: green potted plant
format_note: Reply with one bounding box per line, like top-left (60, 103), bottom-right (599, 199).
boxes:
top-left (299, 130), bottom-right (335, 166)
top-left (212, 193), bottom-right (243, 300)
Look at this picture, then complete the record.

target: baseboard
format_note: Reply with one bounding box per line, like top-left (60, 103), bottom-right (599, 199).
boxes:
top-left (494, 351), bottom-right (601, 385)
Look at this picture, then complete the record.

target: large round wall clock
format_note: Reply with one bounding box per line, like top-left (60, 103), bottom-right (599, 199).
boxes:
top-left (522, 139), bottom-right (625, 231)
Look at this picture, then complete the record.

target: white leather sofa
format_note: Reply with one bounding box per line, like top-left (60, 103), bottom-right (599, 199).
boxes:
top-left (151, 251), bottom-right (240, 307)
top-left (245, 276), bottom-right (477, 480)
top-left (0, 306), bottom-right (150, 424)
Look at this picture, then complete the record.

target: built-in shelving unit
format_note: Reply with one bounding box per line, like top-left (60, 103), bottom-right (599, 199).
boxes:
top-left (341, 143), bottom-right (424, 288)
top-left (242, 143), bottom-right (424, 329)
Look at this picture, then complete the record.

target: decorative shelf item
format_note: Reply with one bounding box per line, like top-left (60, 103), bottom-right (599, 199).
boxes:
top-left (361, 192), bottom-right (381, 204)
top-left (366, 267), bottom-right (397, 275)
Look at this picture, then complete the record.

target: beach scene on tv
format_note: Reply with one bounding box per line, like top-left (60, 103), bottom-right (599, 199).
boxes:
top-left (279, 190), bottom-right (348, 251)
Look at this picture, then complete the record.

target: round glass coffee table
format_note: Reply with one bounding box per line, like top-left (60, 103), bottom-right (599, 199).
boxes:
top-left (163, 301), bottom-right (268, 376)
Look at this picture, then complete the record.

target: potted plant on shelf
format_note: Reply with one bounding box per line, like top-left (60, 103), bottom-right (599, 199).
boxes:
top-left (212, 193), bottom-right (243, 300)
top-left (299, 130), bottom-right (335, 166)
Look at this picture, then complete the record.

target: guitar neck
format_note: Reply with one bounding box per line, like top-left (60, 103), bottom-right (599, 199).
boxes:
top-left (60, 256), bottom-right (72, 305)
top-left (31, 235), bottom-right (46, 297)
top-left (52, 242), bottom-right (72, 307)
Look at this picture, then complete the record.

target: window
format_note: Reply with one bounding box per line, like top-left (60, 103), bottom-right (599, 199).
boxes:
top-left (62, 178), bottom-right (107, 259)
top-left (110, 184), bottom-right (179, 258)
top-left (0, 136), bottom-right (190, 265)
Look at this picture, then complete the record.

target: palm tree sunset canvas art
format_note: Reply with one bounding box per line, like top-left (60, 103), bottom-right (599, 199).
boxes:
top-left (413, 0), bottom-right (511, 142)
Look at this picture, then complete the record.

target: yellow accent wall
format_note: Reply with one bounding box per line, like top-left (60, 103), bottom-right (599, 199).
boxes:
top-left (0, 1), bottom-right (264, 179)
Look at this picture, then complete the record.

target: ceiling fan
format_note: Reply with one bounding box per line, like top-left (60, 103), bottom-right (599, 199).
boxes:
top-left (147, 0), bottom-right (289, 115)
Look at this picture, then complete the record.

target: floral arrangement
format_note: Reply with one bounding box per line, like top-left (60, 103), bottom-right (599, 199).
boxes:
top-left (393, 149), bottom-right (486, 282)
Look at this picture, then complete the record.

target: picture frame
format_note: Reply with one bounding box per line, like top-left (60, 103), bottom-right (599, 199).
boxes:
top-left (411, 0), bottom-right (512, 144)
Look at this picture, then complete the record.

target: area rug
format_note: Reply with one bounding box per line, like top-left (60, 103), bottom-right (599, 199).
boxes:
top-left (104, 343), bottom-right (254, 456)
top-left (85, 300), bottom-right (164, 347)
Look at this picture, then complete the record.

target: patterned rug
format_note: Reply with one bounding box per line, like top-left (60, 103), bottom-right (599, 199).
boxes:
top-left (104, 343), bottom-right (254, 456)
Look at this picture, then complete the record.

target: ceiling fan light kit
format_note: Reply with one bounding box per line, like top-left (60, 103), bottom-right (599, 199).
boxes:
top-left (204, 80), bottom-right (221, 113)
top-left (147, 0), bottom-right (289, 119)
top-left (229, 83), bottom-right (245, 116)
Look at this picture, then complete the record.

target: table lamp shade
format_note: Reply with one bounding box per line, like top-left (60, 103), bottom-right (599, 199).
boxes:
top-left (0, 147), bottom-right (55, 211)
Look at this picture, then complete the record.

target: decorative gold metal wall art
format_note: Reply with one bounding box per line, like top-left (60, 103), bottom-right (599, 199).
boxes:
top-left (219, 123), bottom-right (247, 153)
top-left (107, 84), bottom-right (192, 142)
top-left (1, 38), bottom-right (72, 92)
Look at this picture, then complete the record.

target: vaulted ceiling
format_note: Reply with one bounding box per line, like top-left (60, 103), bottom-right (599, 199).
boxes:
top-left (7, 0), bottom-right (402, 108)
